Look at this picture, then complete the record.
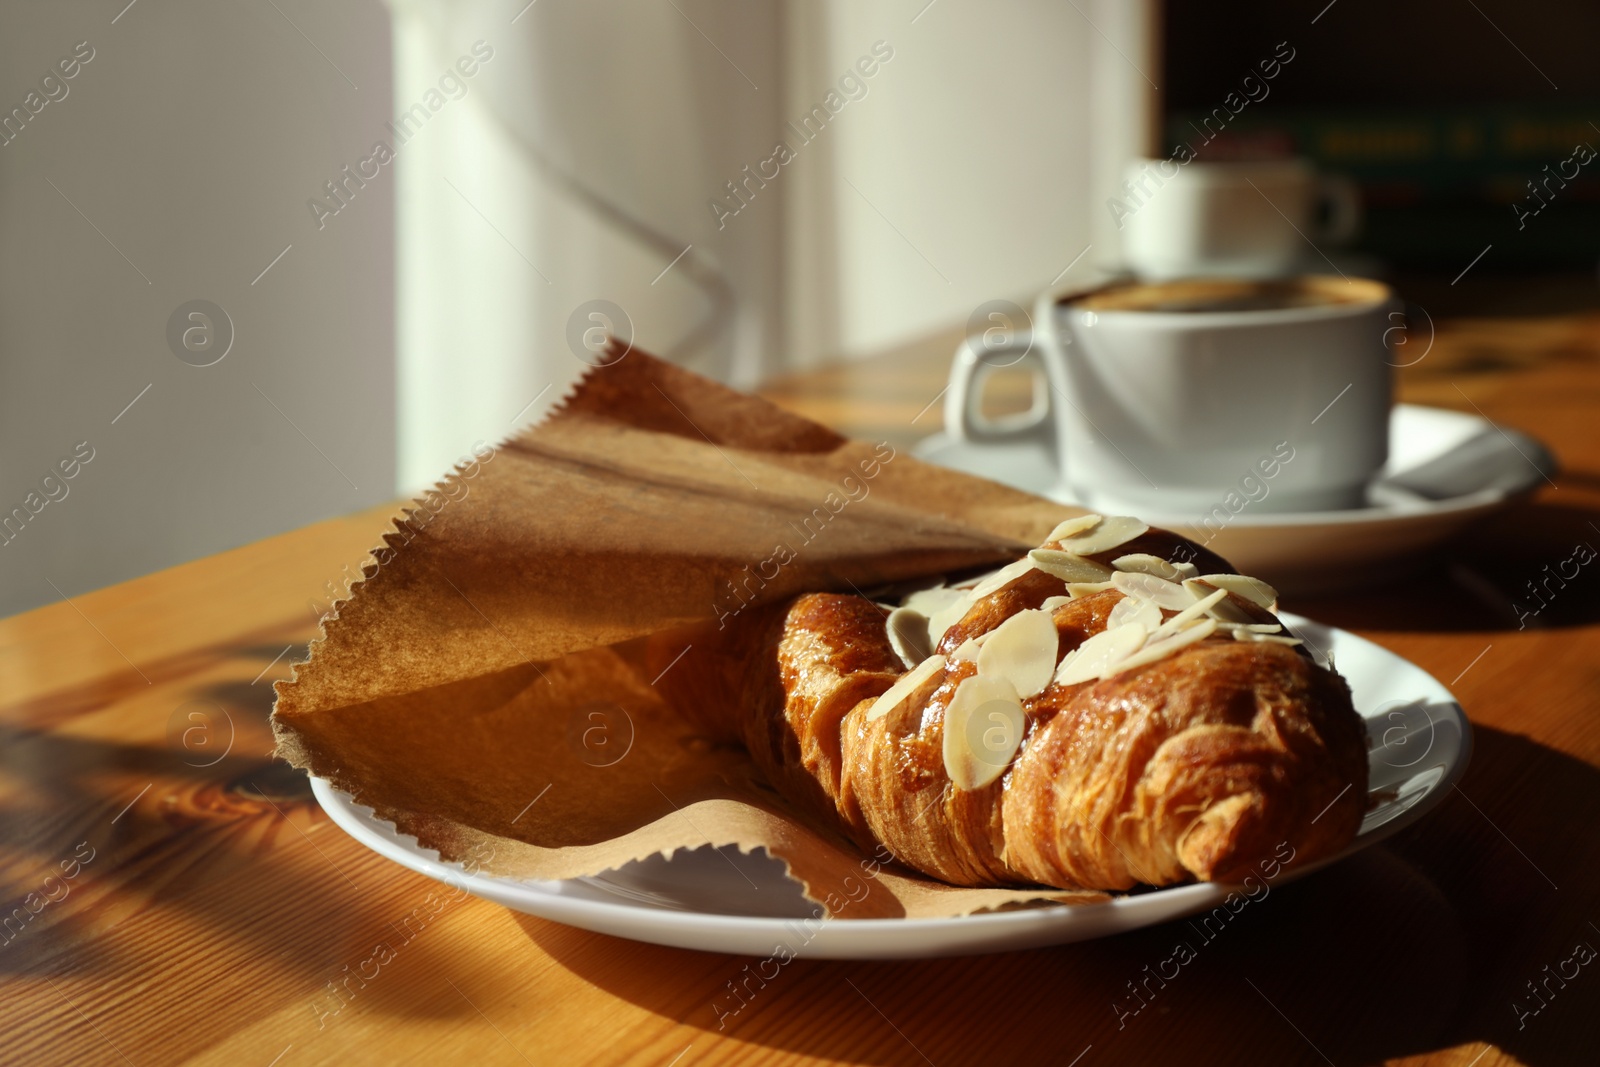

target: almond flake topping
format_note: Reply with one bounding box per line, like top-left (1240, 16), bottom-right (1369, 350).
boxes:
top-left (1024, 550), bottom-right (1113, 585)
top-left (1054, 622), bottom-right (1149, 686)
top-left (942, 673), bottom-right (1026, 790)
top-left (1194, 573), bottom-right (1279, 612)
top-left (1107, 594), bottom-right (1162, 632)
top-left (902, 585), bottom-right (970, 616)
top-left (968, 558), bottom-right (1037, 599)
top-left (928, 599), bottom-right (974, 649)
top-left (1052, 514), bottom-right (1148, 557)
top-left (1232, 630), bottom-right (1303, 646)
top-left (1112, 553), bottom-right (1199, 582)
top-left (903, 586), bottom-right (974, 651)
top-left (1110, 570), bottom-right (1195, 611)
top-left (1028, 549), bottom-right (1116, 584)
top-left (1107, 618), bottom-right (1218, 677)
top-left (1045, 513), bottom-right (1104, 542)
top-left (950, 634), bottom-right (988, 662)
top-left (1153, 587), bottom-right (1228, 637)
top-left (884, 534), bottom-right (1298, 728)
top-left (975, 608), bottom-right (1058, 698)
top-left (866, 654), bottom-right (946, 723)
top-left (1182, 577), bottom-right (1279, 625)
top-left (886, 606), bottom-right (933, 669)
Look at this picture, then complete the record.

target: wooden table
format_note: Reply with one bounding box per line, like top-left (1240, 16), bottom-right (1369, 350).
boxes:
top-left (5, 313), bottom-right (1600, 1066)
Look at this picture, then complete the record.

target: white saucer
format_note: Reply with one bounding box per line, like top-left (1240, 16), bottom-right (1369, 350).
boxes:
top-left (913, 403), bottom-right (1556, 594)
top-left (312, 614), bottom-right (1469, 960)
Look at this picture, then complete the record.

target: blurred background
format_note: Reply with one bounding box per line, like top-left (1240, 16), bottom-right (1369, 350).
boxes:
top-left (1, 0), bottom-right (1595, 616)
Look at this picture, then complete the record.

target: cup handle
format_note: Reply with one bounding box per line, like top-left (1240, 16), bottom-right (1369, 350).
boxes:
top-left (1316, 174), bottom-right (1363, 245)
top-left (943, 334), bottom-right (1053, 444)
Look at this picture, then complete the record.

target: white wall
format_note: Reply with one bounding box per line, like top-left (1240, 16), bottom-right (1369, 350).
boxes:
top-left (784, 0), bottom-right (1150, 365)
top-left (0, 0), bottom-right (395, 617)
top-left (390, 0), bottom-right (787, 492)
top-left (389, 0), bottom-right (1152, 489)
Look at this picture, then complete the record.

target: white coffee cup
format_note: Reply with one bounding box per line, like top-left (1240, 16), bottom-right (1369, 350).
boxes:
top-left (1119, 158), bottom-right (1360, 281)
top-left (944, 277), bottom-right (1398, 515)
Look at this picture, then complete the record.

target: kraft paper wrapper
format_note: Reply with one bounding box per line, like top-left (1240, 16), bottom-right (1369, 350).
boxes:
top-left (272, 348), bottom-right (1108, 919)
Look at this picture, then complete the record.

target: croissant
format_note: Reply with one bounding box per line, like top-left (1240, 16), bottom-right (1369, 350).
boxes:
top-left (713, 514), bottom-right (1369, 891)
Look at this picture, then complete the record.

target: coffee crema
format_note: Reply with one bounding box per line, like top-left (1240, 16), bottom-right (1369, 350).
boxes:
top-left (1069, 277), bottom-right (1387, 315)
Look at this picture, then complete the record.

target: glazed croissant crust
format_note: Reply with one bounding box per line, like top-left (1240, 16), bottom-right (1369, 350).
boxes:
top-left (726, 517), bottom-right (1369, 891)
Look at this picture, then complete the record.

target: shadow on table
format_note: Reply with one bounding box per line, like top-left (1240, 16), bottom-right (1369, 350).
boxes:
top-left (0, 713), bottom-right (478, 1060)
top-left (519, 724), bottom-right (1600, 1066)
top-left (0, 632), bottom-right (398, 1000)
top-left (1292, 500), bottom-right (1600, 634)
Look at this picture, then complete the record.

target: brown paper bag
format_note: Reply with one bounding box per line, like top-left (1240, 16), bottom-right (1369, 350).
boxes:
top-left (273, 348), bottom-right (1107, 918)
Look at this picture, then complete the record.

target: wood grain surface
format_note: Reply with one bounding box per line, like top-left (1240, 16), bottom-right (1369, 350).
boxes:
top-left (4, 315), bottom-right (1600, 1066)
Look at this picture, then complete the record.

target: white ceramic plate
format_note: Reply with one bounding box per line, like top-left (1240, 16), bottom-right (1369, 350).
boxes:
top-left (313, 613), bottom-right (1470, 959)
top-left (913, 403), bottom-right (1555, 594)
